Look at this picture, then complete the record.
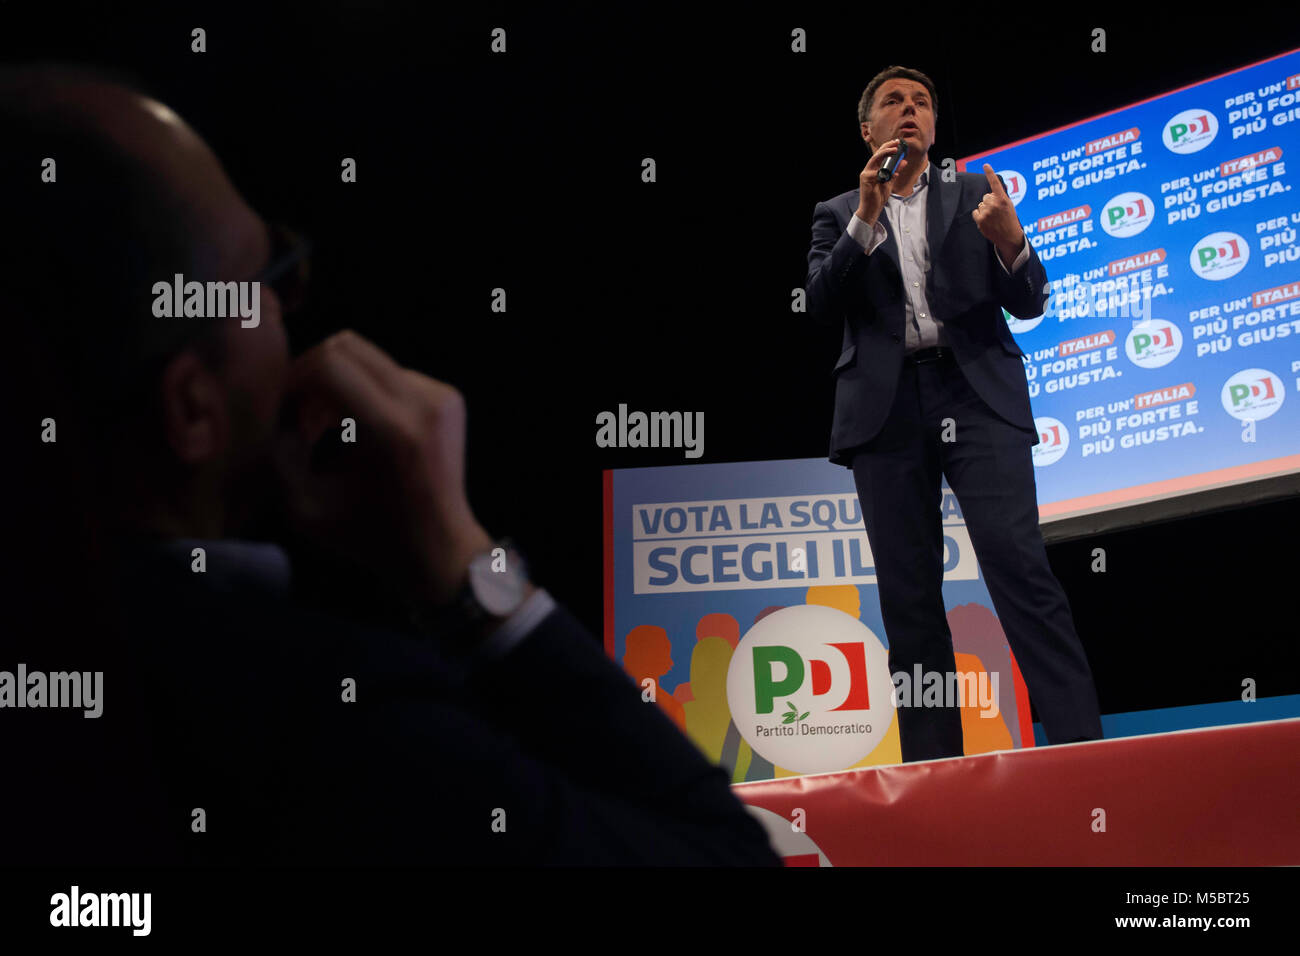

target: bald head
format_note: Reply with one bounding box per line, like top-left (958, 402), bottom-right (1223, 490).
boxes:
top-left (2, 64), bottom-right (291, 538)
top-left (1, 66), bottom-right (272, 370)
top-left (57, 79), bottom-right (270, 281)
top-left (3, 66), bottom-right (267, 260)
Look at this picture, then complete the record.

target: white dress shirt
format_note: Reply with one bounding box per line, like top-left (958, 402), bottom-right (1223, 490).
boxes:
top-left (845, 160), bottom-right (1030, 354)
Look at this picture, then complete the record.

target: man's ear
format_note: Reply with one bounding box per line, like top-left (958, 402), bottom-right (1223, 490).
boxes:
top-left (159, 348), bottom-right (230, 464)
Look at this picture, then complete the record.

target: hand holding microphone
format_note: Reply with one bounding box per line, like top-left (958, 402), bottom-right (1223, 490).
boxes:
top-left (878, 139), bottom-right (908, 182)
top-left (856, 138), bottom-right (909, 229)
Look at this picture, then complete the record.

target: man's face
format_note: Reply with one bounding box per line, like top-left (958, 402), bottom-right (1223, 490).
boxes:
top-left (17, 78), bottom-right (294, 537)
top-left (210, 222), bottom-right (293, 535)
top-left (862, 78), bottom-right (935, 157)
top-left (133, 91), bottom-right (292, 531)
top-left (215, 220), bottom-right (291, 446)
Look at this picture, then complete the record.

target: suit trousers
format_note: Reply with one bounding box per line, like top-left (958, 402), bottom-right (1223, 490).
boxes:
top-left (850, 350), bottom-right (1103, 761)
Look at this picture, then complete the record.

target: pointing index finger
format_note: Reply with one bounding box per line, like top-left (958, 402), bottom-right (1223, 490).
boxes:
top-left (983, 163), bottom-right (1007, 196)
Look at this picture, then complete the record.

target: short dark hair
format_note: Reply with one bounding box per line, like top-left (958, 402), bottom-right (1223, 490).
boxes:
top-left (857, 66), bottom-right (938, 132)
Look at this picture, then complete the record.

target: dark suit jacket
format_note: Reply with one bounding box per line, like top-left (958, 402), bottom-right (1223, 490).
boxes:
top-left (87, 541), bottom-right (782, 866)
top-left (806, 169), bottom-right (1050, 465)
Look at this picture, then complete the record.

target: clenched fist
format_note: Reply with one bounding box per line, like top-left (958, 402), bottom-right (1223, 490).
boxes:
top-left (273, 330), bottom-right (494, 609)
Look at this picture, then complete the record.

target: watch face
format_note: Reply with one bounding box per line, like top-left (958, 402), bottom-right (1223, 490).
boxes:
top-left (470, 551), bottom-right (526, 617)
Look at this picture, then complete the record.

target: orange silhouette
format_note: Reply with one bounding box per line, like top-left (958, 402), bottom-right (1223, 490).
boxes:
top-left (954, 651), bottom-right (1013, 754)
top-left (696, 612), bottom-right (739, 649)
top-left (622, 624), bottom-right (686, 731)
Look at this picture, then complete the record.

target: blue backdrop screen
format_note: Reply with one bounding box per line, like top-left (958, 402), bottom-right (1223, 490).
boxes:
top-left (959, 47), bottom-right (1300, 520)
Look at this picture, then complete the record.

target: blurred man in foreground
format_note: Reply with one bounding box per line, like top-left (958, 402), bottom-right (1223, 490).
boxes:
top-left (0, 65), bottom-right (779, 866)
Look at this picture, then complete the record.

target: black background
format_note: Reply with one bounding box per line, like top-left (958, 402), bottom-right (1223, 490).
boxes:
top-left (4, 2), bottom-right (1298, 721)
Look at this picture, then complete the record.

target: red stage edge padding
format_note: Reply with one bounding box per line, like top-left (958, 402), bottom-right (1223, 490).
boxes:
top-left (733, 717), bottom-right (1300, 865)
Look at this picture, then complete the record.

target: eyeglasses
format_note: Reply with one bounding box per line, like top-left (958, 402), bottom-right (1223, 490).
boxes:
top-left (253, 222), bottom-right (312, 315)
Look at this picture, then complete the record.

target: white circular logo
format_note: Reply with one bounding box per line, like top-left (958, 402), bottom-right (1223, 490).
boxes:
top-left (1101, 191), bottom-right (1156, 238)
top-left (1031, 416), bottom-right (1069, 466)
top-left (743, 805), bottom-right (833, 866)
top-left (1125, 320), bottom-right (1183, 368)
top-left (1163, 108), bottom-right (1219, 154)
top-left (1220, 368), bottom-right (1285, 421)
top-left (1003, 306), bottom-right (1043, 334)
top-left (1190, 231), bottom-right (1250, 280)
top-left (725, 604), bottom-right (894, 775)
top-left (997, 169), bottom-right (1028, 206)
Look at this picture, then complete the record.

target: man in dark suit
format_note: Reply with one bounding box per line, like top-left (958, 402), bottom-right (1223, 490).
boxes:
top-left (0, 65), bottom-right (780, 866)
top-left (805, 66), bottom-right (1103, 761)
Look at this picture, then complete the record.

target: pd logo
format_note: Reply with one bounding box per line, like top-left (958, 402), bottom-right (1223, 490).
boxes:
top-left (1163, 108), bottom-right (1219, 154)
top-left (1190, 231), bottom-right (1250, 280)
top-left (1003, 305), bottom-right (1043, 334)
top-left (743, 805), bottom-right (833, 867)
top-left (726, 604), bottom-right (894, 775)
top-left (997, 169), bottom-right (1027, 206)
top-left (1125, 319), bottom-right (1183, 368)
top-left (1221, 368), bottom-right (1285, 421)
top-left (1101, 191), bottom-right (1155, 238)
top-left (1031, 416), bottom-right (1069, 466)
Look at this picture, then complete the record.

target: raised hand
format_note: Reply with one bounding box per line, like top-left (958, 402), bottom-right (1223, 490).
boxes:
top-left (973, 163), bottom-right (1027, 263)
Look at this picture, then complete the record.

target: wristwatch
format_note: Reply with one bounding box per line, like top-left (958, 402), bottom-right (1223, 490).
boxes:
top-left (461, 538), bottom-right (530, 619)
top-left (411, 538), bottom-right (530, 643)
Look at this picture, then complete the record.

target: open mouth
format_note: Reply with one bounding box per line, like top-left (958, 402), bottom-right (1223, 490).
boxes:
top-left (899, 123), bottom-right (919, 134)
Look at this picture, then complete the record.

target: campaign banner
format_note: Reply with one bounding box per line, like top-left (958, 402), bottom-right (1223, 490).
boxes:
top-left (602, 458), bottom-right (1035, 781)
top-left (961, 46), bottom-right (1300, 522)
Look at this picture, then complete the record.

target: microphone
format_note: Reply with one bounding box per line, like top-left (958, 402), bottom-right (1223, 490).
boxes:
top-left (878, 140), bottom-right (909, 182)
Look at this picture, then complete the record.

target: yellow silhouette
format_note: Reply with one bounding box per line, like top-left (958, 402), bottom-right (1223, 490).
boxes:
top-left (805, 584), bottom-right (861, 620)
top-left (680, 636), bottom-right (736, 763)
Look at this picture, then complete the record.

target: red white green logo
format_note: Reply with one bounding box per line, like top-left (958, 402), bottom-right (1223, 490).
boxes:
top-left (726, 605), bottom-right (893, 774)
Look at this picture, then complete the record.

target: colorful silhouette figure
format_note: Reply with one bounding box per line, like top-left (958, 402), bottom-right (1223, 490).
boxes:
top-left (948, 601), bottom-right (1030, 749)
top-left (681, 635), bottom-right (737, 766)
top-left (693, 613), bottom-right (755, 781)
top-left (696, 611), bottom-right (740, 649)
top-left (622, 624), bottom-right (686, 732)
top-left (954, 651), bottom-right (1014, 754)
top-left (805, 584), bottom-right (862, 619)
top-left (676, 612), bottom-right (743, 707)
